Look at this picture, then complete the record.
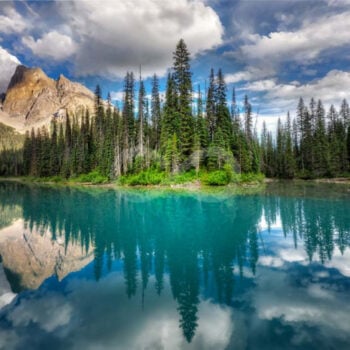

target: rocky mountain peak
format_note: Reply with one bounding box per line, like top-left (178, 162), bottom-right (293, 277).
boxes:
top-left (7, 65), bottom-right (53, 91)
top-left (0, 65), bottom-right (95, 132)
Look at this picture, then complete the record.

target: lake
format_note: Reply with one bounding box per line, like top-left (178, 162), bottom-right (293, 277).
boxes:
top-left (0, 181), bottom-right (349, 350)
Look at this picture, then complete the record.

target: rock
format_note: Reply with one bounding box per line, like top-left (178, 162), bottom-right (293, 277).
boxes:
top-left (1, 65), bottom-right (95, 133)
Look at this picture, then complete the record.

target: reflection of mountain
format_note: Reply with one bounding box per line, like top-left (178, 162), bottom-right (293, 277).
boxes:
top-left (0, 219), bottom-right (93, 292)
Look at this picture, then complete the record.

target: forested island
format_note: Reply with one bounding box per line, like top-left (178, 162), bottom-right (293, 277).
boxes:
top-left (0, 39), bottom-right (349, 185)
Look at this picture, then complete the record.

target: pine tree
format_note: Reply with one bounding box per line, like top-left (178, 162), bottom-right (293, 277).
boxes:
top-left (206, 68), bottom-right (216, 142)
top-left (173, 39), bottom-right (194, 159)
top-left (243, 95), bottom-right (252, 141)
top-left (137, 78), bottom-right (146, 161)
top-left (122, 72), bottom-right (135, 173)
top-left (23, 131), bottom-right (31, 175)
top-left (340, 99), bottom-right (349, 127)
top-left (151, 74), bottom-right (161, 150)
top-left (215, 69), bottom-right (232, 147)
top-left (260, 121), bottom-right (268, 175)
top-left (49, 120), bottom-right (59, 175)
top-left (196, 85), bottom-right (209, 149)
top-left (284, 112), bottom-right (296, 178)
top-left (161, 73), bottom-right (179, 150)
top-left (313, 100), bottom-right (329, 176)
top-left (164, 133), bottom-right (180, 174)
top-left (276, 118), bottom-right (284, 177)
top-left (62, 115), bottom-right (72, 178)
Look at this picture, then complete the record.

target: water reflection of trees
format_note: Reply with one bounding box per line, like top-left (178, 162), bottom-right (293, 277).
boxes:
top-left (0, 182), bottom-right (23, 229)
top-left (0, 182), bottom-right (349, 342)
top-left (262, 194), bottom-right (350, 263)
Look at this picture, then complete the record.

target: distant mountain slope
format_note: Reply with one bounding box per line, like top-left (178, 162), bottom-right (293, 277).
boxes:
top-left (0, 122), bottom-right (24, 151)
top-left (0, 65), bottom-right (95, 133)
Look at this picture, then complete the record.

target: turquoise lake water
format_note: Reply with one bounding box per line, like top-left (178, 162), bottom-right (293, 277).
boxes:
top-left (0, 181), bottom-right (349, 350)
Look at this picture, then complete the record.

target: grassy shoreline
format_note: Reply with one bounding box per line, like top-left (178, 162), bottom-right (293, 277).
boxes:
top-left (2, 174), bottom-right (350, 189)
top-left (0, 170), bottom-right (265, 190)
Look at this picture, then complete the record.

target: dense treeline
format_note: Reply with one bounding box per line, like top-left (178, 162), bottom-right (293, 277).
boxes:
top-left (0, 39), bottom-right (349, 180)
top-left (262, 98), bottom-right (350, 178)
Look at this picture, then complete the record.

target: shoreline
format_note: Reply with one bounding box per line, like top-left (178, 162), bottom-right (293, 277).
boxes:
top-left (1, 176), bottom-right (350, 189)
top-left (0, 176), bottom-right (266, 192)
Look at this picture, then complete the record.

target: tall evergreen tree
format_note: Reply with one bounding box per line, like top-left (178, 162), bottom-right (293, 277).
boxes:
top-left (206, 68), bottom-right (216, 142)
top-left (173, 39), bottom-right (194, 160)
top-left (122, 72), bottom-right (135, 173)
top-left (161, 73), bottom-right (179, 150)
top-left (151, 74), bottom-right (161, 150)
top-left (243, 95), bottom-right (253, 141)
top-left (215, 69), bottom-right (232, 147)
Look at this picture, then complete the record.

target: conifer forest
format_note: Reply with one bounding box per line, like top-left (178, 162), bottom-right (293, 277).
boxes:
top-left (1, 40), bottom-right (349, 182)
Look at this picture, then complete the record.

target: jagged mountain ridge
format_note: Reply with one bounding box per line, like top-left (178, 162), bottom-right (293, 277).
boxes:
top-left (0, 65), bottom-right (96, 133)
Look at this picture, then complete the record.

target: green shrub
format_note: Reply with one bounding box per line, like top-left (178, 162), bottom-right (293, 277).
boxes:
top-left (49, 176), bottom-right (64, 183)
top-left (166, 169), bottom-right (198, 184)
top-left (239, 172), bottom-right (265, 183)
top-left (73, 170), bottom-right (108, 184)
top-left (119, 169), bottom-right (166, 186)
top-left (202, 170), bottom-right (230, 186)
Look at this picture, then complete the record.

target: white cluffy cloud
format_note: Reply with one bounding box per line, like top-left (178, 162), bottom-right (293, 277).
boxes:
top-left (0, 46), bottom-right (20, 93)
top-left (240, 70), bottom-right (350, 117)
top-left (0, 5), bottom-right (28, 34)
top-left (55, 0), bottom-right (223, 78)
top-left (240, 11), bottom-right (350, 64)
top-left (22, 31), bottom-right (77, 61)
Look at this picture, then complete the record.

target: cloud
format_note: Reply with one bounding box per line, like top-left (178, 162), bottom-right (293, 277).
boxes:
top-left (223, 65), bottom-right (277, 84)
top-left (0, 5), bottom-right (28, 34)
top-left (110, 91), bottom-right (124, 102)
top-left (239, 70), bottom-right (350, 124)
top-left (238, 79), bottom-right (276, 92)
top-left (225, 71), bottom-right (254, 84)
top-left (22, 31), bottom-right (77, 61)
top-left (240, 11), bottom-right (350, 64)
top-left (55, 0), bottom-right (223, 78)
top-left (0, 46), bottom-right (20, 93)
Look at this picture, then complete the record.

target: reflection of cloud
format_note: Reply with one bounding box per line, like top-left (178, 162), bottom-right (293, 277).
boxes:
top-left (2, 272), bottom-right (234, 350)
top-left (0, 263), bottom-right (16, 310)
top-left (0, 329), bottom-right (19, 350)
top-left (325, 248), bottom-right (350, 277)
top-left (278, 249), bottom-right (307, 263)
top-left (253, 266), bottom-right (350, 341)
top-left (195, 300), bottom-right (233, 349)
top-left (258, 256), bottom-right (284, 268)
top-left (8, 293), bottom-right (72, 332)
top-left (66, 275), bottom-right (233, 350)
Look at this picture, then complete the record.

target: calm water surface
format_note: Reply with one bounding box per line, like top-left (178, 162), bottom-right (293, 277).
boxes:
top-left (0, 181), bottom-right (349, 350)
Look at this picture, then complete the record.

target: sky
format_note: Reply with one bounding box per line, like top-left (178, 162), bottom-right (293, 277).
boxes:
top-left (0, 0), bottom-right (349, 130)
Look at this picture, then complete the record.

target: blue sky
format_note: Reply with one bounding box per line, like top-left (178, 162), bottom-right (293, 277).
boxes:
top-left (0, 0), bottom-right (349, 129)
